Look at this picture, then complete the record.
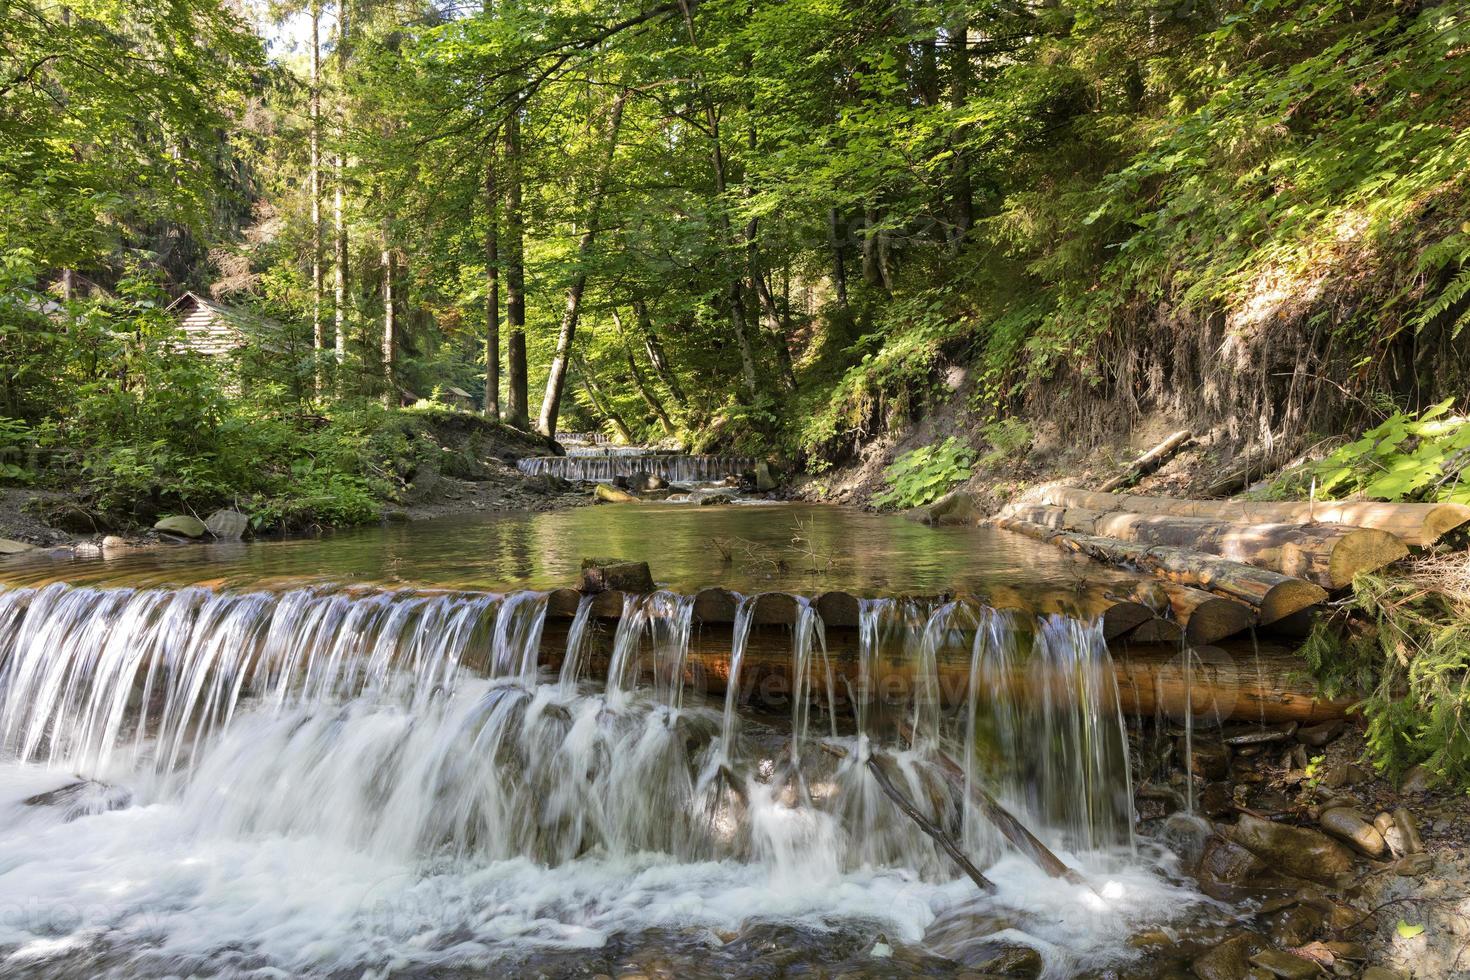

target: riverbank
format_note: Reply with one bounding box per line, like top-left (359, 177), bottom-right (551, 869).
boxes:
top-left (0, 408), bottom-right (589, 553)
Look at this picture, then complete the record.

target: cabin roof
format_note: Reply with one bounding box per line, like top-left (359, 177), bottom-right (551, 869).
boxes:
top-left (166, 291), bottom-right (286, 354)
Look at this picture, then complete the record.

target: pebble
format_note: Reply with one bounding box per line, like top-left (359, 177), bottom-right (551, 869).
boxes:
top-left (1319, 807), bottom-right (1387, 858)
top-left (1296, 720), bottom-right (1344, 747)
top-left (1400, 764), bottom-right (1433, 794)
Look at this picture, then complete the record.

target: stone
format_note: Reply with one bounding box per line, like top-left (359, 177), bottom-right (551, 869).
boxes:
top-left (1362, 970), bottom-right (1408, 980)
top-left (154, 514), bottom-right (207, 538)
top-left (594, 483), bottom-right (640, 504)
top-left (1383, 826), bottom-right (1407, 858)
top-left (1162, 811), bottom-right (1215, 870)
top-left (908, 489), bottom-right (979, 526)
top-left (0, 537), bottom-right (35, 555)
top-left (754, 461), bottom-right (776, 492)
top-left (690, 487), bottom-right (737, 506)
top-left (1399, 764), bottom-right (1433, 794)
top-left (1191, 934), bottom-right (1254, 980)
top-left (1372, 812), bottom-right (1395, 834)
top-left (1296, 720), bottom-right (1344, 748)
top-left (1196, 836), bottom-right (1268, 900)
top-left (581, 558), bottom-right (655, 594)
top-left (1200, 781), bottom-right (1236, 817)
top-left (1392, 808), bottom-right (1424, 854)
top-left (24, 779), bottom-right (133, 822)
top-left (1319, 763), bottom-right (1370, 789)
top-left (1228, 814), bottom-right (1355, 884)
top-left (1318, 807), bottom-right (1386, 858)
top-left (100, 534), bottom-right (130, 550)
top-left (205, 508), bottom-right (249, 540)
top-left (970, 945), bottom-right (1042, 978)
top-left (1247, 950), bottom-right (1320, 980)
top-left (1180, 739), bottom-right (1232, 780)
top-left (1265, 904), bottom-right (1323, 948)
top-left (1393, 852), bottom-right (1434, 876)
top-left (1319, 941), bottom-right (1365, 962)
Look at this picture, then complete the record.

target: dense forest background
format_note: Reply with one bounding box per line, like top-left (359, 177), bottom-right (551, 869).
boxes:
top-left (3, 0), bottom-right (1470, 524)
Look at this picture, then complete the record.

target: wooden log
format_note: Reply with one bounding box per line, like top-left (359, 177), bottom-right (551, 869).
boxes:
top-left (820, 743), bottom-right (995, 892)
top-left (899, 722), bottom-right (1087, 886)
top-left (1097, 430), bottom-right (1193, 493)
top-left (1004, 504), bottom-right (1408, 589)
top-left (994, 517), bottom-right (1326, 627)
top-left (1035, 487), bottom-right (1470, 549)
top-left (1156, 581), bottom-right (1257, 644)
top-left (536, 619), bottom-right (1351, 723)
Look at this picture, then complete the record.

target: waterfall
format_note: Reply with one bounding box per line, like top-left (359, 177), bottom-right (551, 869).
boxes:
top-left (0, 582), bottom-right (1185, 976)
top-left (517, 454), bottom-right (755, 484)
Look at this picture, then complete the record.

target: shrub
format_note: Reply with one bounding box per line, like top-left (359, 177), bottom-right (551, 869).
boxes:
top-left (872, 436), bottom-right (975, 510)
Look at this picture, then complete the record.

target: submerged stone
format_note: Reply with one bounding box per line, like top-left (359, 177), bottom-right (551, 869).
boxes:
top-left (24, 779), bottom-right (133, 822)
top-left (1191, 933), bottom-right (1256, 980)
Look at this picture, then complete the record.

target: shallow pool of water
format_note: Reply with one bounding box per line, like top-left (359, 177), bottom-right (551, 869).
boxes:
top-left (0, 502), bottom-right (1147, 599)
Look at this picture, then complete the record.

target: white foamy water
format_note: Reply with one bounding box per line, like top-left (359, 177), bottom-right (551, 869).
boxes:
top-left (0, 581), bottom-right (1205, 977)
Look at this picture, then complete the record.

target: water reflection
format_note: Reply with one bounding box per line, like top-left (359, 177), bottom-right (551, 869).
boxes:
top-left (0, 502), bottom-right (1148, 599)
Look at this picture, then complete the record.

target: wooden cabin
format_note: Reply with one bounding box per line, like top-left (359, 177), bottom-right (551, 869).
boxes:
top-left (166, 292), bottom-right (283, 356)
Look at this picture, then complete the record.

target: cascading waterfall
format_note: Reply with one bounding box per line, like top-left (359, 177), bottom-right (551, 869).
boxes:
top-left (0, 580), bottom-right (1197, 977)
top-left (517, 453), bottom-right (755, 484)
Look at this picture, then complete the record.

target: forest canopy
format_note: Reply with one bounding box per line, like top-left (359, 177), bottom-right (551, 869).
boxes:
top-left (3, 0), bottom-right (1470, 523)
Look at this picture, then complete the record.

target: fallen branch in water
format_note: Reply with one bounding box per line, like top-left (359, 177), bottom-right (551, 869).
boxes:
top-left (899, 723), bottom-right (1089, 888)
top-left (820, 742), bottom-right (994, 893)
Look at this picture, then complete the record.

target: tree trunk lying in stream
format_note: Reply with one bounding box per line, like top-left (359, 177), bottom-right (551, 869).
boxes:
top-left (531, 616), bottom-right (1350, 723)
top-left (1001, 503), bottom-right (1408, 589)
top-left (1034, 487), bottom-right (1470, 549)
top-left (993, 517), bottom-right (1327, 627)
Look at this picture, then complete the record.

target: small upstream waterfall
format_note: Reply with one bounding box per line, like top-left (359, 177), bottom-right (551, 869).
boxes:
top-left (518, 453), bottom-right (755, 484)
top-left (0, 581), bottom-right (1190, 975)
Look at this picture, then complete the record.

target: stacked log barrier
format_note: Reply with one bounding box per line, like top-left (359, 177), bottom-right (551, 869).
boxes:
top-left (993, 516), bottom-right (1327, 627)
top-left (1031, 487), bottom-right (1470, 549)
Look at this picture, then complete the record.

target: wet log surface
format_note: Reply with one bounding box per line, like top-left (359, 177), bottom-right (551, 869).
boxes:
top-left (531, 615), bottom-right (1350, 724)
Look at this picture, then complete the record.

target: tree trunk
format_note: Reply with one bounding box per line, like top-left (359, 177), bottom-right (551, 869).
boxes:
top-left (947, 13), bottom-right (973, 243)
top-left (677, 0), bottom-right (759, 403)
top-left (994, 517), bottom-right (1327, 627)
top-left (309, 1), bottom-right (323, 394)
top-left (632, 299), bottom-right (686, 409)
top-left (479, 157), bottom-right (501, 418)
top-left (862, 207), bottom-right (892, 293)
top-left (827, 208), bottom-right (849, 309)
top-left (1096, 429), bottom-right (1193, 493)
top-left (612, 308), bottom-right (675, 436)
top-left (504, 110), bottom-right (529, 429)
top-left (537, 91), bottom-right (627, 436)
top-left (331, 2), bottom-right (350, 377)
top-left (1033, 487), bottom-right (1470, 550)
top-left (380, 244), bottom-right (394, 407)
top-left (572, 351), bottom-right (633, 443)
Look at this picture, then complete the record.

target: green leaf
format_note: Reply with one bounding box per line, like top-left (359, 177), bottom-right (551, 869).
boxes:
top-left (1396, 920), bottom-right (1426, 939)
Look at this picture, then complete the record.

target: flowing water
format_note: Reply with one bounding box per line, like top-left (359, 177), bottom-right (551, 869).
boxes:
top-left (517, 454), bottom-right (757, 484)
top-left (0, 505), bottom-right (1208, 978)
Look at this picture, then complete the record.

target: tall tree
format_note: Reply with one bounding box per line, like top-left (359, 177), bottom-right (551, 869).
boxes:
top-left (536, 89), bottom-right (627, 436)
top-left (503, 108), bottom-right (528, 428)
top-left (483, 152), bottom-right (501, 418)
